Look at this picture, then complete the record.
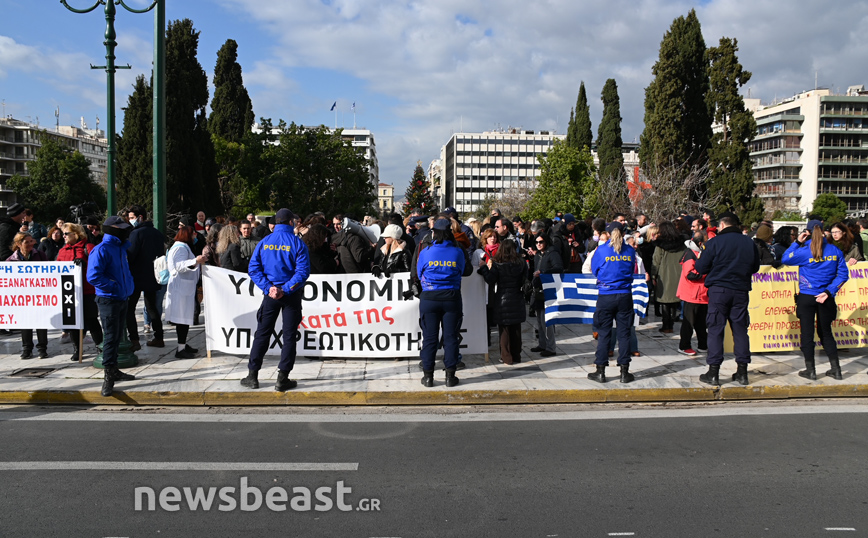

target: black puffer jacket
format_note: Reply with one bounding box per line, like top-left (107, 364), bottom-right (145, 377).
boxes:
top-left (373, 241), bottom-right (411, 275)
top-left (332, 229), bottom-right (372, 273)
top-left (478, 261), bottom-right (527, 326)
top-left (308, 243), bottom-right (339, 274)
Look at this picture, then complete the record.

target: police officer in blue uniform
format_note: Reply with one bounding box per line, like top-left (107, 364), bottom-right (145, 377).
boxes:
top-left (417, 218), bottom-right (472, 387)
top-left (589, 221), bottom-right (637, 383)
top-left (782, 219), bottom-right (849, 380)
top-left (241, 208), bottom-right (311, 391)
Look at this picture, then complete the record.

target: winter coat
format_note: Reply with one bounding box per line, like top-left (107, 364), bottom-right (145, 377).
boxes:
top-left (87, 234), bottom-right (134, 300)
top-left (676, 249), bottom-right (708, 305)
top-left (478, 261), bottom-right (527, 326)
top-left (27, 221), bottom-right (48, 243)
top-left (332, 229), bottom-right (372, 273)
top-left (0, 217), bottom-right (18, 261)
top-left (307, 243), bottom-right (339, 274)
top-left (219, 242), bottom-right (246, 273)
top-left (782, 239), bottom-right (848, 297)
top-left (651, 238), bottom-right (686, 303)
top-left (531, 247), bottom-right (564, 305)
top-left (6, 249), bottom-right (47, 262)
top-left (836, 241), bottom-right (863, 263)
top-left (37, 237), bottom-right (64, 261)
top-left (165, 241), bottom-right (199, 325)
top-left (127, 221), bottom-right (166, 293)
top-left (56, 240), bottom-right (96, 295)
top-left (694, 226), bottom-right (760, 292)
top-left (373, 241), bottom-right (411, 275)
top-left (239, 236), bottom-right (260, 264)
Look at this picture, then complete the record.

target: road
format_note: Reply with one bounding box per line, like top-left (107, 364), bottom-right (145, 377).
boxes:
top-left (1, 403), bottom-right (867, 537)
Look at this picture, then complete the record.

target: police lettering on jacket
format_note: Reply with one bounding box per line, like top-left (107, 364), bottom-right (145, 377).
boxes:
top-left (417, 241), bottom-right (465, 291)
top-left (248, 224), bottom-right (311, 295)
top-left (782, 239), bottom-right (848, 296)
top-left (590, 240), bottom-right (637, 295)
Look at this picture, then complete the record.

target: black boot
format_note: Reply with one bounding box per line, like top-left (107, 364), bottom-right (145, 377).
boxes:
top-left (421, 370), bottom-right (434, 388)
top-left (731, 363), bottom-right (749, 385)
top-left (445, 368), bottom-right (459, 387)
top-left (826, 357), bottom-right (843, 380)
top-left (619, 365), bottom-right (635, 384)
top-left (69, 345), bottom-right (80, 362)
top-left (109, 367), bottom-right (136, 382)
top-left (699, 364), bottom-right (720, 385)
top-left (588, 364), bottom-right (607, 383)
top-left (798, 360), bottom-right (817, 380)
top-left (275, 370), bottom-right (297, 392)
top-left (240, 370), bottom-right (259, 389)
top-left (101, 370), bottom-right (115, 397)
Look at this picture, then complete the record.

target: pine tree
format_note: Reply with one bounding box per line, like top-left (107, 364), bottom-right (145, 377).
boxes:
top-left (209, 39), bottom-right (255, 143)
top-left (166, 18), bottom-right (221, 216)
top-left (597, 78), bottom-right (625, 183)
top-left (706, 37), bottom-right (762, 223)
top-left (402, 164), bottom-right (438, 215)
top-left (640, 9), bottom-right (712, 175)
top-left (566, 82), bottom-right (592, 151)
top-left (117, 75), bottom-right (153, 211)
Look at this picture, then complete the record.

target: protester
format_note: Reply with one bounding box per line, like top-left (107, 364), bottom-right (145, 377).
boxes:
top-left (829, 222), bottom-right (863, 265)
top-left (753, 224), bottom-right (778, 266)
top-left (194, 211), bottom-right (207, 236)
top-left (372, 224), bottom-right (411, 276)
top-left (22, 209), bottom-right (47, 243)
top-left (530, 233), bottom-right (563, 357)
top-left (56, 223), bottom-right (103, 361)
top-left (694, 212), bottom-right (760, 386)
top-left (301, 223), bottom-right (338, 274)
top-left (416, 219), bottom-right (472, 387)
top-left (164, 226), bottom-right (206, 359)
top-left (241, 208), bottom-right (310, 392)
top-left (217, 225), bottom-right (246, 272)
top-left (478, 239), bottom-right (527, 365)
top-left (6, 232), bottom-right (49, 358)
top-left (125, 205), bottom-right (166, 349)
top-left (676, 232), bottom-right (708, 356)
top-left (87, 216), bottom-right (137, 396)
top-left (201, 223), bottom-right (223, 267)
top-left (38, 226), bottom-right (64, 261)
top-left (651, 221), bottom-right (686, 334)
top-left (332, 215), bottom-right (373, 273)
top-left (771, 226), bottom-right (797, 261)
top-left (0, 203), bottom-right (27, 261)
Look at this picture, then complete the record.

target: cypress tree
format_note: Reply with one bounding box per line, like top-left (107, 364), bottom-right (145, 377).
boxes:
top-left (597, 78), bottom-right (625, 182)
top-left (640, 9), bottom-right (712, 174)
top-left (117, 75), bottom-right (153, 210)
top-left (706, 37), bottom-right (762, 223)
top-left (209, 39), bottom-right (255, 143)
top-left (566, 82), bottom-right (592, 151)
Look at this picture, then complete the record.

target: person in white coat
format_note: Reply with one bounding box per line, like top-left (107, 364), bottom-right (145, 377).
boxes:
top-left (165, 225), bottom-right (206, 359)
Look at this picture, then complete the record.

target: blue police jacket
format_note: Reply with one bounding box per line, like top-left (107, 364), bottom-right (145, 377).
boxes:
top-left (248, 224), bottom-right (311, 295)
top-left (591, 240), bottom-right (637, 295)
top-left (417, 240), bottom-right (466, 292)
top-left (782, 239), bottom-right (848, 296)
top-left (87, 233), bottom-right (135, 300)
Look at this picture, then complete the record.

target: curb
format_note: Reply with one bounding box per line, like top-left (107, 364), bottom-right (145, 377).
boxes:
top-left (1, 384), bottom-right (867, 406)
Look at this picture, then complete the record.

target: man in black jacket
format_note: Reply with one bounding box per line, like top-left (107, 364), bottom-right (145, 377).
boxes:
top-left (331, 215), bottom-right (373, 273)
top-left (126, 205), bottom-right (167, 348)
top-left (694, 212), bottom-right (760, 386)
top-left (0, 203), bottom-right (26, 261)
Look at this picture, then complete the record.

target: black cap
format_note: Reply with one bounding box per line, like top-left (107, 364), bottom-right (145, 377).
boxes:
top-left (444, 207), bottom-right (457, 215)
top-left (103, 215), bottom-right (132, 229)
top-left (6, 203), bottom-right (24, 217)
top-left (433, 219), bottom-right (451, 231)
top-left (719, 211), bottom-right (740, 225)
top-left (274, 208), bottom-right (294, 224)
top-left (605, 221), bottom-right (624, 233)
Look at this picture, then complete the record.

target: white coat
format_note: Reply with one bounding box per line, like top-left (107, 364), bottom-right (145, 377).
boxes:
top-left (164, 241), bottom-right (199, 325)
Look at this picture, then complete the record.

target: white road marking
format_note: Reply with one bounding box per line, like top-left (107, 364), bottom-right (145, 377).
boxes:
top-left (2, 404), bottom-right (868, 423)
top-left (825, 528), bottom-right (856, 531)
top-left (608, 533), bottom-right (635, 536)
top-left (0, 462), bottom-right (358, 471)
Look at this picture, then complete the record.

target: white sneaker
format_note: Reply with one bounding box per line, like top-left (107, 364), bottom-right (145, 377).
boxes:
top-left (143, 324), bottom-right (151, 334)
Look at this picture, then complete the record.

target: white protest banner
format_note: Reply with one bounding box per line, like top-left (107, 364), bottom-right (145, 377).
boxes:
top-left (0, 262), bottom-right (83, 330)
top-left (202, 265), bottom-right (488, 358)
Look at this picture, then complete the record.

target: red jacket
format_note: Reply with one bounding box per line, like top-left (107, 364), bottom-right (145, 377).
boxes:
top-left (676, 250), bottom-right (708, 304)
top-left (56, 240), bottom-right (96, 295)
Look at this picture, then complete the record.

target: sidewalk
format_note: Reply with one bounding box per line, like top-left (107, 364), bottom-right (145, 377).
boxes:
top-left (1, 311), bottom-right (866, 406)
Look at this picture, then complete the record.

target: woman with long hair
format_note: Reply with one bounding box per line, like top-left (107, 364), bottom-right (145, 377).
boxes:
top-left (165, 226), bottom-right (206, 359)
top-left (771, 226), bottom-right (797, 261)
top-left (217, 225), bottom-right (245, 272)
top-left (530, 232), bottom-right (563, 357)
top-left (829, 222), bottom-right (863, 266)
top-left (7, 232), bottom-right (49, 358)
top-left (782, 220), bottom-right (849, 380)
top-left (372, 224), bottom-right (411, 276)
top-left (38, 225), bottom-right (65, 261)
top-left (301, 223), bottom-right (338, 274)
top-left (651, 221), bottom-right (686, 333)
top-left (416, 219), bottom-right (472, 387)
top-left (588, 222), bottom-right (639, 383)
top-left (56, 223), bottom-right (104, 361)
top-left (478, 239), bottom-right (527, 365)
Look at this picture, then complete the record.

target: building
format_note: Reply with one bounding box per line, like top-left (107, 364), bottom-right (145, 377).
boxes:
top-left (338, 128), bottom-right (379, 192)
top-left (748, 85), bottom-right (868, 216)
top-left (377, 182), bottom-right (394, 214)
top-left (0, 116), bottom-right (107, 214)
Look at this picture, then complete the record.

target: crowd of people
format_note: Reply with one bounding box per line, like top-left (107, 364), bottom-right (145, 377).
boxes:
top-left (2, 196), bottom-right (866, 392)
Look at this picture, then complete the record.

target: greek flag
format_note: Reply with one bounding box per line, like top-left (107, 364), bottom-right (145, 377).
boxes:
top-left (539, 274), bottom-right (649, 327)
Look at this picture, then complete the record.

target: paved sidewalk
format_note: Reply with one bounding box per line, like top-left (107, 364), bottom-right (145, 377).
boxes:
top-left (1, 311), bottom-right (867, 405)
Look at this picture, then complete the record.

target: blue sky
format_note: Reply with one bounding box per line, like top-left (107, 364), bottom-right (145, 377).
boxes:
top-left (2, 0), bottom-right (867, 204)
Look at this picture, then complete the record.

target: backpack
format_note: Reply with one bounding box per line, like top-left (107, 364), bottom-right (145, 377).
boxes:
top-left (153, 244), bottom-right (176, 285)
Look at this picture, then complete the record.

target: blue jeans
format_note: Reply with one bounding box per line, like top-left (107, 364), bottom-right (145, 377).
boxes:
top-left (143, 285), bottom-right (166, 326)
top-left (419, 296), bottom-right (463, 371)
top-left (594, 293), bottom-right (633, 366)
top-left (248, 290), bottom-right (303, 373)
top-left (96, 296), bottom-right (128, 368)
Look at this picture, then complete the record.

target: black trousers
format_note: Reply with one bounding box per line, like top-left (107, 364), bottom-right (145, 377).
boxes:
top-left (70, 293), bottom-right (103, 350)
top-left (20, 329), bottom-right (47, 352)
top-left (796, 293), bottom-right (839, 365)
top-left (248, 290), bottom-right (303, 373)
top-left (126, 289), bottom-right (163, 341)
top-left (679, 302), bottom-right (708, 351)
top-left (660, 302), bottom-right (679, 330)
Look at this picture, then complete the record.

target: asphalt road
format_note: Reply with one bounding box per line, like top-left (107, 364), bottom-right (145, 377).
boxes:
top-left (1, 404), bottom-right (867, 537)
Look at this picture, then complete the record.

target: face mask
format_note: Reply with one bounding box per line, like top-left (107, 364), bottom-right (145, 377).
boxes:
top-left (129, 219), bottom-right (138, 227)
top-left (637, 237), bottom-right (645, 245)
top-left (598, 239), bottom-right (607, 246)
top-left (592, 234), bottom-right (599, 243)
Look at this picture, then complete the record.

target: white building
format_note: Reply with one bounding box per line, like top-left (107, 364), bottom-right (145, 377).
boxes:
top-left (0, 116), bottom-right (107, 214)
top-left (338, 128), bottom-right (379, 189)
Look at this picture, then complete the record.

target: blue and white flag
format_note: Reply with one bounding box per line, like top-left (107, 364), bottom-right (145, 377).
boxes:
top-left (330, 101), bottom-right (337, 111)
top-left (539, 274), bottom-right (649, 327)
top-left (352, 102), bottom-right (356, 111)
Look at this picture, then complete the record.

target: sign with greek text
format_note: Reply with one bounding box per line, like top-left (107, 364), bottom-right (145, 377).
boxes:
top-left (0, 262), bottom-right (83, 330)
top-left (202, 266), bottom-right (488, 358)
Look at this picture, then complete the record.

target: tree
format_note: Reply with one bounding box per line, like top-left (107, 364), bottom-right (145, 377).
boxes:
top-left (706, 37), bottom-right (763, 224)
top-left (630, 158), bottom-right (719, 223)
top-left (640, 9), bottom-right (712, 178)
top-left (524, 139), bottom-right (596, 220)
top-left (166, 18), bottom-right (221, 216)
top-left (811, 193), bottom-right (848, 223)
top-left (261, 122), bottom-right (376, 218)
top-left (116, 74), bottom-right (153, 210)
top-left (402, 163), bottom-right (438, 215)
top-left (209, 39), bottom-right (255, 143)
top-left (566, 81), bottom-right (593, 151)
top-left (596, 78), bottom-right (628, 217)
top-left (8, 136), bottom-right (106, 221)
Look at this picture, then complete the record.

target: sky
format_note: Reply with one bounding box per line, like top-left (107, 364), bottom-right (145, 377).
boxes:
top-left (2, 0), bottom-right (868, 204)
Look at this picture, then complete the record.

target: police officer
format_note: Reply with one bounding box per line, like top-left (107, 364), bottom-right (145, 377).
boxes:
top-left (782, 219), bottom-right (849, 380)
top-left (589, 221), bottom-right (637, 383)
top-left (240, 208), bottom-right (311, 392)
top-left (416, 218), bottom-right (472, 387)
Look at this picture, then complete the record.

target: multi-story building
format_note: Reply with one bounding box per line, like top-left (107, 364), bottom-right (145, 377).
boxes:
top-left (0, 116), bottom-right (107, 214)
top-left (748, 85), bottom-right (868, 216)
top-left (377, 182), bottom-right (394, 214)
top-left (338, 128), bottom-right (379, 191)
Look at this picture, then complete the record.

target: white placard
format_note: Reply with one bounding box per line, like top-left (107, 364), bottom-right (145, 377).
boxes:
top-left (0, 262), bottom-right (83, 330)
